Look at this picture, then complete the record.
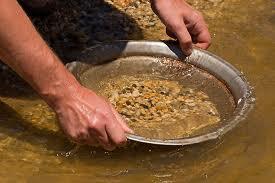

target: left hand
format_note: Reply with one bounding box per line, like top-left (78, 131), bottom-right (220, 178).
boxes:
top-left (151, 0), bottom-right (211, 55)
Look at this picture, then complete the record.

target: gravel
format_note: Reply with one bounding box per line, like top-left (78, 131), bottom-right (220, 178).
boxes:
top-left (101, 74), bottom-right (220, 139)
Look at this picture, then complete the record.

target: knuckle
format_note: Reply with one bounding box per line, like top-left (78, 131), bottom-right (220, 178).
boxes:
top-left (192, 11), bottom-right (203, 21)
top-left (88, 122), bottom-right (96, 130)
top-left (98, 110), bottom-right (110, 120)
top-left (170, 21), bottom-right (183, 31)
top-left (194, 11), bottom-right (203, 18)
top-left (88, 118), bottom-right (104, 130)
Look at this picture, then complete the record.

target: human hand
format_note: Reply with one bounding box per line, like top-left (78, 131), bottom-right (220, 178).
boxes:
top-left (151, 0), bottom-right (211, 55)
top-left (53, 85), bottom-right (133, 151)
top-left (0, 0), bottom-right (130, 151)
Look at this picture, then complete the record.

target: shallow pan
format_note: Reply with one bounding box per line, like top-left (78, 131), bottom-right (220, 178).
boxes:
top-left (66, 41), bottom-right (254, 146)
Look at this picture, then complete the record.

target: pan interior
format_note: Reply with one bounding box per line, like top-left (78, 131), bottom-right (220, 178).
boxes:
top-left (78, 56), bottom-right (236, 140)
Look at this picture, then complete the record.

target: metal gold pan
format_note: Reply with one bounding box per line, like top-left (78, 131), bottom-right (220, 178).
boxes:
top-left (66, 41), bottom-right (254, 146)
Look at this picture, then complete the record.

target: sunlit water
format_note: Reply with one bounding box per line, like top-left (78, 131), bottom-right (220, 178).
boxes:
top-left (0, 0), bottom-right (274, 182)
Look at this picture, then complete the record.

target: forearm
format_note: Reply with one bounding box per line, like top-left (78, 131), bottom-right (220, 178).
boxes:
top-left (0, 0), bottom-right (79, 108)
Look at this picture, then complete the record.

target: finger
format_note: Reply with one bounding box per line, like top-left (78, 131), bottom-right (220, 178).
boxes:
top-left (194, 28), bottom-right (211, 49)
top-left (90, 128), bottom-right (115, 151)
top-left (109, 104), bottom-right (134, 134)
top-left (90, 129), bottom-right (115, 151)
top-left (88, 113), bottom-right (116, 151)
top-left (166, 28), bottom-right (177, 39)
top-left (190, 22), bottom-right (211, 49)
top-left (172, 22), bottom-right (193, 55)
top-left (70, 129), bottom-right (89, 145)
top-left (104, 110), bottom-right (127, 147)
top-left (86, 134), bottom-right (100, 147)
top-left (105, 122), bottom-right (127, 147)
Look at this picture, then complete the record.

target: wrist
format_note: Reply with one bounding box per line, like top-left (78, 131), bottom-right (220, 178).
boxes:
top-left (41, 77), bottom-right (81, 110)
top-left (37, 56), bottom-right (82, 109)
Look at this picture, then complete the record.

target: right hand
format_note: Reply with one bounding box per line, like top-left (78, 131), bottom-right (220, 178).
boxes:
top-left (53, 85), bottom-right (133, 151)
top-left (151, 0), bottom-right (211, 55)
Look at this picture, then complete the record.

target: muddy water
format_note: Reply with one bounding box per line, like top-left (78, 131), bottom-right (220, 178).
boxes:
top-left (0, 0), bottom-right (274, 182)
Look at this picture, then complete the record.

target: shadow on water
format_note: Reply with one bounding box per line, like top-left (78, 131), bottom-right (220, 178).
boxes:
top-left (0, 100), bottom-right (72, 152)
top-left (25, 0), bottom-right (144, 61)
